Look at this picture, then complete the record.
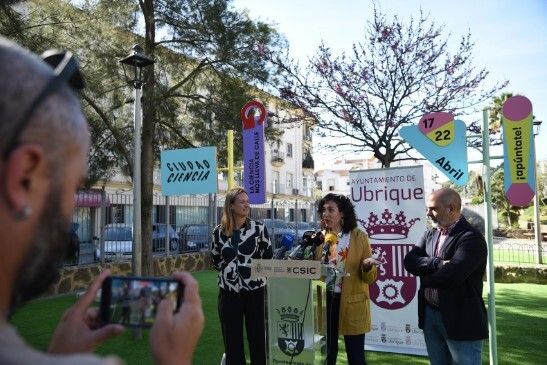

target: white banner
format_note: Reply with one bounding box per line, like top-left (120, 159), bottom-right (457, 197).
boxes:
top-left (350, 166), bottom-right (427, 355)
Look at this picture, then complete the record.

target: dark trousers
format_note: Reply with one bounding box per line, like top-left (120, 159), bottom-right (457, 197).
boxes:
top-left (218, 287), bottom-right (266, 365)
top-left (326, 292), bottom-right (367, 365)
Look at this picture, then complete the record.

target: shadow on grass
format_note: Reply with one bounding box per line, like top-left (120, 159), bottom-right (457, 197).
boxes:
top-left (485, 283), bottom-right (547, 365)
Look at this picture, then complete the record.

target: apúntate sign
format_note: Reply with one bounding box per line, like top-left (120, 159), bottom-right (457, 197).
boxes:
top-left (502, 95), bottom-right (536, 206)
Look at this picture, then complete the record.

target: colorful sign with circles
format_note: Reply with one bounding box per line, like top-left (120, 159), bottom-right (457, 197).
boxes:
top-left (400, 112), bottom-right (468, 186)
top-left (241, 100), bottom-right (267, 204)
top-left (502, 95), bottom-right (536, 206)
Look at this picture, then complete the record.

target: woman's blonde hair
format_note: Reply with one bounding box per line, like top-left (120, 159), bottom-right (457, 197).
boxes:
top-left (221, 187), bottom-right (248, 236)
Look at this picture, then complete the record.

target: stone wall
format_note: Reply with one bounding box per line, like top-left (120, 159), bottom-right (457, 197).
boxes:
top-left (494, 265), bottom-right (547, 284)
top-left (44, 257), bottom-right (545, 297)
top-left (44, 252), bottom-right (213, 297)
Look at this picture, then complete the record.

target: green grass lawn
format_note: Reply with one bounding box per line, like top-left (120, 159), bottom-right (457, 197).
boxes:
top-left (10, 271), bottom-right (547, 364)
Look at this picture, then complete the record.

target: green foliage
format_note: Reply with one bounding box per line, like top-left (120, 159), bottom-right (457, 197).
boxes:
top-left (470, 196), bottom-right (484, 205)
top-left (2, 0), bottom-right (288, 273)
top-left (491, 167), bottom-right (525, 227)
top-left (443, 170), bottom-right (484, 204)
top-left (1, 0), bottom-right (140, 185)
top-left (2, 0), bottom-right (287, 186)
top-left (489, 92), bottom-right (513, 134)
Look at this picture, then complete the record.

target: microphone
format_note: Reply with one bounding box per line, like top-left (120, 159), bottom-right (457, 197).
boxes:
top-left (322, 232), bottom-right (338, 264)
top-left (288, 244), bottom-right (306, 260)
top-left (273, 245), bottom-right (289, 259)
top-left (288, 230), bottom-right (325, 260)
top-left (301, 230), bottom-right (324, 248)
top-left (322, 242), bottom-right (330, 264)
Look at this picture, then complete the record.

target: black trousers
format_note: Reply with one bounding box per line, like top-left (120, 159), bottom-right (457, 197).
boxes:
top-left (218, 287), bottom-right (266, 365)
top-left (326, 292), bottom-right (367, 365)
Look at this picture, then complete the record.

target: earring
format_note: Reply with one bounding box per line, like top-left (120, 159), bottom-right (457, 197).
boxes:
top-left (13, 206), bottom-right (32, 220)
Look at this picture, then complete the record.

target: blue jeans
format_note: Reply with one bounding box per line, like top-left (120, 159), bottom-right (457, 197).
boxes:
top-left (423, 305), bottom-right (483, 365)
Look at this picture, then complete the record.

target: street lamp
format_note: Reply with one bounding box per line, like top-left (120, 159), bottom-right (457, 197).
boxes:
top-left (533, 120), bottom-right (543, 264)
top-left (119, 45), bottom-right (154, 276)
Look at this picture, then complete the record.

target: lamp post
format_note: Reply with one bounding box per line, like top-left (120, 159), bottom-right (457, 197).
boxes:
top-left (119, 45), bottom-right (154, 277)
top-left (533, 120), bottom-right (543, 264)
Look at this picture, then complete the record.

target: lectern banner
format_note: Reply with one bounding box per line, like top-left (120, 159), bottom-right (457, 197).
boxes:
top-left (251, 259), bottom-right (321, 280)
top-left (267, 278), bottom-right (315, 365)
top-left (350, 166), bottom-right (427, 355)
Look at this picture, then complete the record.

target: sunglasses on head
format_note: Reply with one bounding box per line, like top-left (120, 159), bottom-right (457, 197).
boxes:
top-left (3, 49), bottom-right (85, 158)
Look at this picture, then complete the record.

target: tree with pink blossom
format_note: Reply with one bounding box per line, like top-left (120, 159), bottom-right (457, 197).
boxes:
top-left (270, 6), bottom-right (507, 167)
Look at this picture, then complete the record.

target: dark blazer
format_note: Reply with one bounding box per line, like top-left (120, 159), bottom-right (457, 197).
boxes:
top-left (403, 216), bottom-right (488, 341)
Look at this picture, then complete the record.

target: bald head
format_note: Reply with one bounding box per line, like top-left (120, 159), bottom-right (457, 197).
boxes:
top-left (426, 188), bottom-right (462, 228)
top-left (0, 37), bottom-right (89, 179)
top-left (432, 188), bottom-right (462, 212)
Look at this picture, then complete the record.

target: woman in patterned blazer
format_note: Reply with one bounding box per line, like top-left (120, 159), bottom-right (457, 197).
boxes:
top-left (211, 187), bottom-right (273, 365)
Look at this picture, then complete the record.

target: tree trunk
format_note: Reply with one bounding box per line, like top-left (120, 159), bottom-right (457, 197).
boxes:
top-left (141, 0), bottom-right (156, 276)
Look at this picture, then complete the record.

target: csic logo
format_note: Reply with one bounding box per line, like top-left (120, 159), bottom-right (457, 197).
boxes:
top-left (368, 244), bottom-right (417, 310)
top-left (276, 306), bottom-right (305, 357)
top-left (287, 266), bottom-right (317, 275)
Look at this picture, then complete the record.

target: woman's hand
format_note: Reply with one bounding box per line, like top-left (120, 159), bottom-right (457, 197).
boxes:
top-left (362, 257), bottom-right (382, 272)
top-left (48, 269), bottom-right (124, 354)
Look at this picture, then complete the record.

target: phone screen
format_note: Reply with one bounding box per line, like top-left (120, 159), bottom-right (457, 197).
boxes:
top-left (100, 276), bottom-right (183, 328)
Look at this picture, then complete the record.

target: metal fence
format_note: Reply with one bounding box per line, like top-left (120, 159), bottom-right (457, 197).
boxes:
top-left (67, 190), bottom-right (545, 267)
top-left (67, 190), bottom-right (317, 266)
top-left (492, 237), bottom-right (547, 265)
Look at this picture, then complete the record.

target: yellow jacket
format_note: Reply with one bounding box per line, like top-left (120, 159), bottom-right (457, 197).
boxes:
top-left (316, 228), bottom-right (377, 335)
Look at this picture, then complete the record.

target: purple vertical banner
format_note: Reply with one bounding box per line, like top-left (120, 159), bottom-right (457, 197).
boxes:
top-left (241, 100), bottom-right (267, 204)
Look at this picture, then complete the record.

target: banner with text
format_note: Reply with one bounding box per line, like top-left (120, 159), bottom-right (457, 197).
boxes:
top-left (241, 100), bottom-right (267, 204)
top-left (502, 95), bottom-right (536, 206)
top-left (399, 112), bottom-right (468, 186)
top-left (160, 147), bottom-right (217, 195)
top-left (350, 166), bottom-right (427, 355)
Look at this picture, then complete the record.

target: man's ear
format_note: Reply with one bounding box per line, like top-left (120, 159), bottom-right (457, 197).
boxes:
top-left (2, 144), bottom-right (46, 213)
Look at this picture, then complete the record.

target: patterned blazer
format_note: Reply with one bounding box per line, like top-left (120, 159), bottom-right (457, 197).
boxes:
top-left (211, 219), bottom-right (273, 292)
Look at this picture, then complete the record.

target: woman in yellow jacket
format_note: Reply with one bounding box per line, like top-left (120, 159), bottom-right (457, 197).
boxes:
top-left (316, 193), bottom-right (380, 365)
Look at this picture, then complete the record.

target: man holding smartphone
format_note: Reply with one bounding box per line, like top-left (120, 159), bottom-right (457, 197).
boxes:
top-left (0, 37), bottom-right (204, 365)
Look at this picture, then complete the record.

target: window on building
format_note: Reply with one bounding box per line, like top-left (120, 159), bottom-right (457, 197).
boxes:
top-left (328, 178), bottom-right (335, 191)
top-left (287, 143), bottom-right (293, 157)
top-left (287, 172), bottom-right (293, 190)
top-left (273, 171), bottom-right (280, 193)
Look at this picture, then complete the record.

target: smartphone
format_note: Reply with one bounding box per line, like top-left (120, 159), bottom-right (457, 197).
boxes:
top-left (100, 275), bottom-right (183, 328)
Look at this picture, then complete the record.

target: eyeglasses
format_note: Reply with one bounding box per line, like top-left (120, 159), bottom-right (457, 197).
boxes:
top-left (3, 50), bottom-right (85, 158)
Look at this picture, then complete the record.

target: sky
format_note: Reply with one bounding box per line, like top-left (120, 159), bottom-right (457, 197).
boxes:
top-left (233, 0), bottom-right (547, 169)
